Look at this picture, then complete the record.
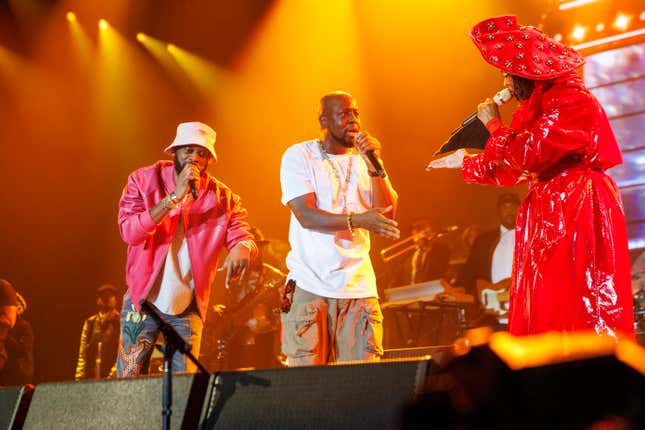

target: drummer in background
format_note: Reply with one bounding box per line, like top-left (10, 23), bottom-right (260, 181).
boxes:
top-left (208, 226), bottom-right (285, 370)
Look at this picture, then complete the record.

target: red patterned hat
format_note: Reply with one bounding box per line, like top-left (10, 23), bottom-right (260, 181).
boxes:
top-left (469, 15), bottom-right (585, 80)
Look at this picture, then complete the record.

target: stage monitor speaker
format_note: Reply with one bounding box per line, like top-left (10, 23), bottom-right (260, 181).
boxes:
top-left (22, 373), bottom-right (211, 430)
top-left (405, 343), bottom-right (645, 430)
top-left (0, 385), bottom-right (33, 430)
top-left (201, 358), bottom-right (432, 430)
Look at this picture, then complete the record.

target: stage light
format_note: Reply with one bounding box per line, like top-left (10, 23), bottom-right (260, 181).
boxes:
top-left (558, 0), bottom-right (598, 11)
top-left (136, 33), bottom-right (189, 88)
top-left (614, 13), bottom-right (631, 31)
top-left (67, 10), bottom-right (92, 69)
top-left (98, 19), bottom-right (109, 31)
top-left (571, 25), bottom-right (586, 41)
top-left (553, 33), bottom-right (563, 42)
top-left (166, 42), bottom-right (226, 95)
top-left (595, 22), bottom-right (605, 32)
top-left (572, 27), bottom-right (645, 50)
top-left (640, 11), bottom-right (645, 21)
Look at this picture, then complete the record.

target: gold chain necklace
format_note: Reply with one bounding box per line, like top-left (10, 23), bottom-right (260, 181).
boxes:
top-left (318, 140), bottom-right (353, 214)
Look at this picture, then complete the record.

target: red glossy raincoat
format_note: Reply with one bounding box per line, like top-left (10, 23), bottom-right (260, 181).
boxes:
top-left (462, 72), bottom-right (634, 337)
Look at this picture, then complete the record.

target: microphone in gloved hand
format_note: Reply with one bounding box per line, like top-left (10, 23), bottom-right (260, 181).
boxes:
top-left (461, 88), bottom-right (513, 127)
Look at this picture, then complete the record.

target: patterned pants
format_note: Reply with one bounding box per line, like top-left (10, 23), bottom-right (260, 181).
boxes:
top-left (116, 293), bottom-right (203, 377)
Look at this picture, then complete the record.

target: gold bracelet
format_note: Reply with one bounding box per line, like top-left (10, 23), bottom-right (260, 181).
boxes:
top-left (162, 195), bottom-right (178, 210)
top-left (347, 212), bottom-right (355, 238)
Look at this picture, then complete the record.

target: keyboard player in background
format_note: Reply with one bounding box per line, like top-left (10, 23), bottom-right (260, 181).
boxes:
top-left (382, 219), bottom-right (462, 347)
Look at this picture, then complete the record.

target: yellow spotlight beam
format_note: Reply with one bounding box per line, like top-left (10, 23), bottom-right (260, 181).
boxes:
top-left (136, 33), bottom-right (208, 99)
top-left (96, 18), bottom-right (149, 160)
top-left (135, 33), bottom-right (190, 89)
top-left (207, 0), bottom-right (365, 150)
top-left (166, 43), bottom-right (227, 96)
top-left (66, 12), bottom-right (92, 69)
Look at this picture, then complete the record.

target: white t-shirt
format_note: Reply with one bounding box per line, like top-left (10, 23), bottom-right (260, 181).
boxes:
top-left (147, 215), bottom-right (195, 315)
top-left (491, 225), bottom-right (514, 284)
top-left (280, 139), bottom-right (377, 299)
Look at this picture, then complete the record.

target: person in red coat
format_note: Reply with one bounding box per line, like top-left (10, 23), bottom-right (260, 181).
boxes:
top-left (428, 15), bottom-right (634, 338)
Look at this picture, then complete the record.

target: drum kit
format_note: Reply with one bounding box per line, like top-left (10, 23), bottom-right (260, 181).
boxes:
top-left (200, 238), bottom-right (289, 371)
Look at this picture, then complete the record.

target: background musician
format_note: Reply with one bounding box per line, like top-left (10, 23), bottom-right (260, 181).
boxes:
top-left (75, 284), bottom-right (120, 380)
top-left (204, 226), bottom-right (285, 370)
top-left (386, 219), bottom-right (451, 289)
top-left (457, 192), bottom-right (520, 329)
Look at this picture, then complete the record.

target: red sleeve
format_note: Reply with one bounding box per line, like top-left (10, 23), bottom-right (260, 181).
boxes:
top-left (224, 191), bottom-right (258, 258)
top-left (484, 84), bottom-right (596, 175)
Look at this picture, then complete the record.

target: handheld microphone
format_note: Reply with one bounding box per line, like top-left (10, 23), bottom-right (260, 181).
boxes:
top-left (365, 150), bottom-right (386, 178)
top-left (187, 160), bottom-right (198, 200)
top-left (462, 88), bottom-right (513, 127)
top-left (351, 132), bottom-right (387, 178)
top-left (189, 180), bottom-right (198, 200)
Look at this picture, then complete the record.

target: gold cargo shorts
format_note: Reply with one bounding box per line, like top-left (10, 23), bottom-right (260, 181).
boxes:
top-left (281, 285), bottom-right (384, 367)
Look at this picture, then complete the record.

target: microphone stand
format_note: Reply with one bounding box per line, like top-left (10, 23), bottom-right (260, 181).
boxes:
top-left (139, 300), bottom-right (209, 430)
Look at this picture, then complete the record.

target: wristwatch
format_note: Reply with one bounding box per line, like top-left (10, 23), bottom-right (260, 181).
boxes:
top-left (368, 170), bottom-right (386, 178)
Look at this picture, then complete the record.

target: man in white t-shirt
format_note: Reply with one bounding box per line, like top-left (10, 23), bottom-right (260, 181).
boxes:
top-left (279, 91), bottom-right (400, 366)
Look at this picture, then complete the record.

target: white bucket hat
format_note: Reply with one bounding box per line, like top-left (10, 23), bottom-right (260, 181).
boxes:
top-left (164, 121), bottom-right (218, 163)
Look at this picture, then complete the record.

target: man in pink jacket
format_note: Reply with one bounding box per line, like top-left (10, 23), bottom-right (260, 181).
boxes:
top-left (117, 121), bottom-right (257, 376)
